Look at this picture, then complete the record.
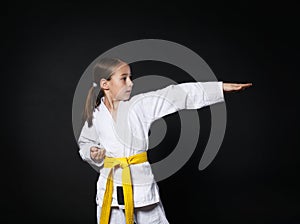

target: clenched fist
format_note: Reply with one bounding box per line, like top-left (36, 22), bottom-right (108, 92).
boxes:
top-left (90, 147), bottom-right (106, 162)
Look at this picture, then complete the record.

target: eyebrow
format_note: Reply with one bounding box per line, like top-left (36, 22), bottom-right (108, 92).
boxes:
top-left (120, 73), bottom-right (131, 77)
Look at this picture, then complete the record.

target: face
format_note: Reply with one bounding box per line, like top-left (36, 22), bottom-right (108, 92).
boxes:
top-left (106, 63), bottom-right (134, 101)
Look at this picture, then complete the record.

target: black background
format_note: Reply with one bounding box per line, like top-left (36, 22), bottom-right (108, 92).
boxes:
top-left (2, 2), bottom-right (299, 224)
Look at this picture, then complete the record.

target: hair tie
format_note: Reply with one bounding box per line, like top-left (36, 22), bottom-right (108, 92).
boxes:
top-left (92, 82), bottom-right (98, 88)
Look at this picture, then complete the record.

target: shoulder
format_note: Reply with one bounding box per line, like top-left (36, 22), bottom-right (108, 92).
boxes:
top-left (119, 94), bottom-right (147, 117)
top-left (92, 105), bottom-right (102, 119)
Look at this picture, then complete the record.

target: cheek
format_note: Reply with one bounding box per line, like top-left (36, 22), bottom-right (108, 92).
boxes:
top-left (112, 84), bottom-right (126, 96)
top-left (117, 83), bottom-right (127, 92)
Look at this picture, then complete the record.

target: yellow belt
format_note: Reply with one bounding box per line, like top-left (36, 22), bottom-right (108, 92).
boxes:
top-left (100, 151), bottom-right (148, 224)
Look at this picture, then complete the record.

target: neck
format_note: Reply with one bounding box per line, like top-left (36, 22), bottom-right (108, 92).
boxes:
top-left (103, 95), bottom-right (119, 112)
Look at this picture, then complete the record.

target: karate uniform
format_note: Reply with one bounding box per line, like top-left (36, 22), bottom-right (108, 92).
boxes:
top-left (78, 81), bottom-right (224, 223)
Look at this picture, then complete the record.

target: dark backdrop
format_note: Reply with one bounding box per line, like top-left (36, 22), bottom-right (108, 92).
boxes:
top-left (2, 2), bottom-right (299, 224)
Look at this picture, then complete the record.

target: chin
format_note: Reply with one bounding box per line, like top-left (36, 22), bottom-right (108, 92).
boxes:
top-left (122, 95), bottom-right (131, 101)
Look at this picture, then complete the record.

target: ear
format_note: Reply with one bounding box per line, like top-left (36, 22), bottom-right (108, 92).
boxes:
top-left (100, 78), bottom-right (109, 90)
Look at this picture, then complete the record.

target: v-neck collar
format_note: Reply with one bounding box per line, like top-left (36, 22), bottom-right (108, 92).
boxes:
top-left (100, 96), bottom-right (119, 124)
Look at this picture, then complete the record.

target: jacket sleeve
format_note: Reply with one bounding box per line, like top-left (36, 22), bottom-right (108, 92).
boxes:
top-left (137, 81), bottom-right (224, 123)
top-left (78, 120), bottom-right (104, 173)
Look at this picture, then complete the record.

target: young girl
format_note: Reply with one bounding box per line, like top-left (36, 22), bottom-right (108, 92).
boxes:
top-left (78, 58), bottom-right (252, 224)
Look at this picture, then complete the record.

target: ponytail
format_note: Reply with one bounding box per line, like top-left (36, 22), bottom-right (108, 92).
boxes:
top-left (82, 85), bottom-right (98, 127)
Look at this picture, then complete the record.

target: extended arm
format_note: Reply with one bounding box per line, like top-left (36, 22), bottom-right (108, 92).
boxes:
top-left (135, 81), bottom-right (252, 124)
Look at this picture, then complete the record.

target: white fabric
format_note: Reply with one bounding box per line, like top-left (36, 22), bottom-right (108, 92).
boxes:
top-left (96, 201), bottom-right (169, 224)
top-left (78, 81), bottom-right (224, 210)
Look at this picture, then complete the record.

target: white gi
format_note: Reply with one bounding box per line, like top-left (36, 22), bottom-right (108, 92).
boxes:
top-left (78, 81), bottom-right (224, 223)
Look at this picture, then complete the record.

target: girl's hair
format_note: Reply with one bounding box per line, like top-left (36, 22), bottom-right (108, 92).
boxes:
top-left (82, 58), bottom-right (125, 127)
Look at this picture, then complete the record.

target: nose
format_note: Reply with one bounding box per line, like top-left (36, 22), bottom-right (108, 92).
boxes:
top-left (128, 77), bottom-right (133, 87)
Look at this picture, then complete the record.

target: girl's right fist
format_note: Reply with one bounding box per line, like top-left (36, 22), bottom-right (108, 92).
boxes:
top-left (90, 147), bottom-right (106, 162)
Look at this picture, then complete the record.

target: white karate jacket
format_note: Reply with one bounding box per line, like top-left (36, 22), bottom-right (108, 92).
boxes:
top-left (78, 81), bottom-right (224, 208)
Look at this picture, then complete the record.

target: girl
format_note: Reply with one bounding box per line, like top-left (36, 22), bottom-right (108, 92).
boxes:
top-left (78, 58), bottom-right (252, 224)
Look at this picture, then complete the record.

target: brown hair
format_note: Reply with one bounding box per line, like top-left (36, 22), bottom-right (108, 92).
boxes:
top-left (82, 58), bottom-right (124, 127)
